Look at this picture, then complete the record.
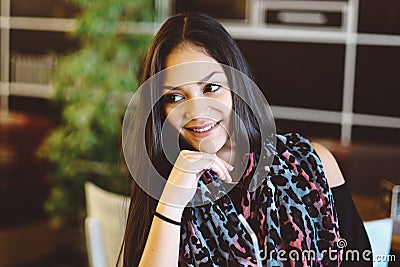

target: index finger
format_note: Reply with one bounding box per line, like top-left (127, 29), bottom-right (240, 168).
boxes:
top-left (174, 150), bottom-right (217, 173)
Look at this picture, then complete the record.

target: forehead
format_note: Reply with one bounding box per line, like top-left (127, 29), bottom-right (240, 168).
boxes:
top-left (163, 46), bottom-right (227, 87)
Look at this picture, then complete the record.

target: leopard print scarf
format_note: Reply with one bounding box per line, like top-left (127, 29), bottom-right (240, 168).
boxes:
top-left (179, 133), bottom-right (343, 266)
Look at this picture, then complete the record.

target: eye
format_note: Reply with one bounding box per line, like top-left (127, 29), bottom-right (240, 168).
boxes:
top-left (203, 83), bottom-right (221, 93)
top-left (162, 94), bottom-right (184, 103)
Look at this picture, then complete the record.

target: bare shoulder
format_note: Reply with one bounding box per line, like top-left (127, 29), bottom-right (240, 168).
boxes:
top-left (311, 142), bottom-right (345, 188)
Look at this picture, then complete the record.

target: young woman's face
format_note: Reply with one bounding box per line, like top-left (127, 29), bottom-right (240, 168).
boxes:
top-left (162, 44), bottom-right (233, 154)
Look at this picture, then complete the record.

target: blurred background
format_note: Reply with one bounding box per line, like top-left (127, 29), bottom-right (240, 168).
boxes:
top-left (0, 0), bottom-right (399, 266)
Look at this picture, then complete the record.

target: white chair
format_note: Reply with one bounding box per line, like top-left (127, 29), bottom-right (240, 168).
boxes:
top-left (363, 218), bottom-right (393, 267)
top-left (84, 182), bottom-right (130, 267)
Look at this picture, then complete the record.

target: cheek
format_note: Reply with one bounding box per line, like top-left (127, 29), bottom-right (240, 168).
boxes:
top-left (164, 106), bottom-right (171, 120)
top-left (164, 106), bottom-right (182, 131)
top-left (222, 94), bottom-right (233, 120)
top-left (221, 95), bottom-right (233, 133)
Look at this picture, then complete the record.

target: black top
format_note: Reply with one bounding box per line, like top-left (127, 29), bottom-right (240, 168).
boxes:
top-left (331, 183), bottom-right (373, 266)
top-left (227, 182), bottom-right (373, 265)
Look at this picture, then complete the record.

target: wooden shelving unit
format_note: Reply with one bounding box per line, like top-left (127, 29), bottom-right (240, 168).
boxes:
top-left (1, 0), bottom-right (400, 144)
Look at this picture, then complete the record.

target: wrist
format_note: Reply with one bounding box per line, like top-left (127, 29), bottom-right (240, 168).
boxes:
top-left (156, 201), bottom-right (185, 222)
top-left (153, 211), bottom-right (181, 226)
top-left (159, 181), bottom-right (194, 208)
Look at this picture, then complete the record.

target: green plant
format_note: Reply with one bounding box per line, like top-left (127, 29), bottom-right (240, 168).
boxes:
top-left (38, 0), bottom-right (155, 228)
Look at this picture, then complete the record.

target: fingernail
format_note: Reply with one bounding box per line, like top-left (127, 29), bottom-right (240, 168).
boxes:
top-left (228, 165), bottom-right (234, 171)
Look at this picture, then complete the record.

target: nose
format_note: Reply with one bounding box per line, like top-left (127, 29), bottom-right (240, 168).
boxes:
top-left (184, 97), bottom-right (211, 120)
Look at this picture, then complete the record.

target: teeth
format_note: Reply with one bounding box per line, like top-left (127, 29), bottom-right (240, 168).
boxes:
top-left (192, 122), bottom-right (217, 133)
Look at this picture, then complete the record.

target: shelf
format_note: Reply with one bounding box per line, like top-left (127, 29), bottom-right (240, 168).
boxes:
top-left (271, 106), bottom-right (342, 124)
top-left (1, 16), bottom-right (158, 34)
top-left (353, 114), bottom-right (400, 129)
top-left (10, 82), bottom-right (53, 98)
top-left (225, 24), bottom-right (400, 46)
top-left (10, 16), bottom-right (76, 32)
top-left (264, 1), bottom-right (348, 12)
top-left (272, 106), bottom-right (400, 129)
top-left (0, 82), bottom-right (53, 98)
top-left (357, 33), bottom-right (400, 47)
top-left (0, 16), bottom-right (399, 46)
top-left (226, 24), bottom-right (347, 44)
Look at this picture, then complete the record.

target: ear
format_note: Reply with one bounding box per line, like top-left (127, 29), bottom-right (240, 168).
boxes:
top-left (311, 142), bottom-right (345, 188)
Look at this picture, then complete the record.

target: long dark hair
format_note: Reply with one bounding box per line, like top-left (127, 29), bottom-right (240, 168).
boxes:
top-left (121, 13), bottom-right (269, 267)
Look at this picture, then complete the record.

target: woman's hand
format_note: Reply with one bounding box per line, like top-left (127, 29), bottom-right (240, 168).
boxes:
top-left (144, 149), bottom-right (233, 267)
top-left (159, 150), bottom-right (234, 210)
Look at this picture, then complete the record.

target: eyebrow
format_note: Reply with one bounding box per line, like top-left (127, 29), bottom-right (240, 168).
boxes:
top-left (163, 71), bottom-right (223, 90)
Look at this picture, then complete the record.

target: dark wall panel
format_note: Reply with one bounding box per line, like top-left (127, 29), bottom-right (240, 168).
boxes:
top-left (354, 45), bottom-right (400, 117)
top-left (174, 0), bottom-right (246, 20)
top-left (352, 125), bottom-right (400, 145)
top-left (358, 0), bottom-right (400, 35)
top-left (236, 40), bottom-right (345, 111)
top-left (275, 119), bottom-right (341, 140)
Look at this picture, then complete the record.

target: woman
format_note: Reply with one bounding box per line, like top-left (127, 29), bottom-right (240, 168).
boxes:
top-left (121, 13), bottom-right (371, 266)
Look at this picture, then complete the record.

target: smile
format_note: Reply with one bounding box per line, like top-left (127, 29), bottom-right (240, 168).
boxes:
top-left (185, 121), bottom-right (221, 134)
top-left (191, 122), bottom-right (218, 132)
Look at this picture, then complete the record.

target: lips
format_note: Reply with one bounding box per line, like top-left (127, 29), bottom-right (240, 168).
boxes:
top-left (184, 121), bottom-right (221, 133)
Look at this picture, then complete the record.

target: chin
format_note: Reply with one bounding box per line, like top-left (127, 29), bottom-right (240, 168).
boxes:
top-left (195, 140), bottom-right (225, 154)
top-left (198, 146), bottom-right (220, 154)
